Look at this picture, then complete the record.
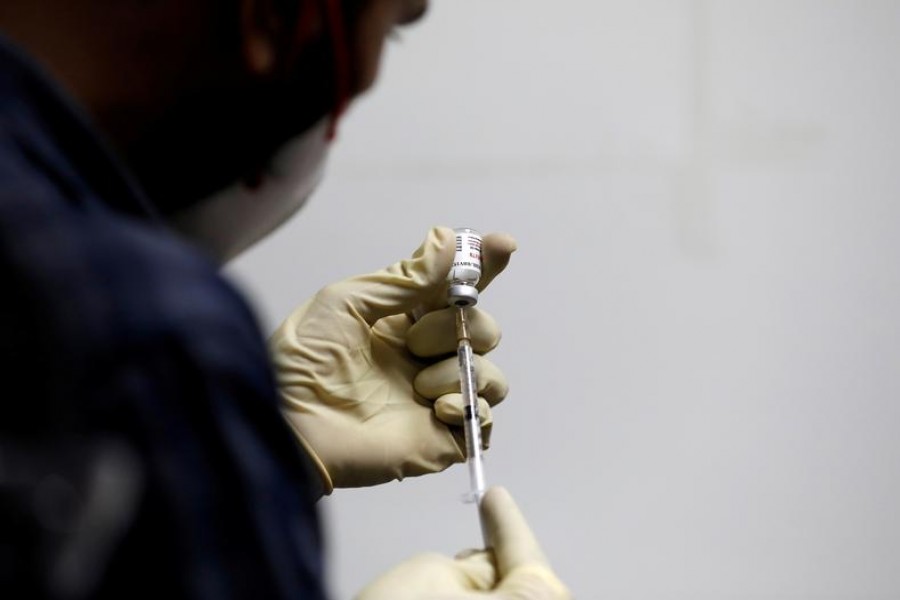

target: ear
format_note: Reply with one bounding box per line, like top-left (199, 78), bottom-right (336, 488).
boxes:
top-left (239, 0), bottom-right (321, 76)
top-left (240, 0), bottom-right (279, 75)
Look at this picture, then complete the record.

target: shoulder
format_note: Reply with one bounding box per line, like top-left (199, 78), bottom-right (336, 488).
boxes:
top-left (0, 176), bottom-right (270, 399)
top-left (0, 191), bottom-right (327, 597)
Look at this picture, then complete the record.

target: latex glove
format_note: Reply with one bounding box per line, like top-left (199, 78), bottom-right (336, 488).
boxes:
top-left (356, 487), bottom-right (572, 600)
top-left (270, 226), bottom-right (516, 493)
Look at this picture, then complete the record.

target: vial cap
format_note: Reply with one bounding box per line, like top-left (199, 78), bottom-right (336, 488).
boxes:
top-left (448, 284), bottom-right (479, 307)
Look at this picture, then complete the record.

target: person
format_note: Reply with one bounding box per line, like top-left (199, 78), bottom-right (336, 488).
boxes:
top-left (0, 1), bottom-right (570, 598)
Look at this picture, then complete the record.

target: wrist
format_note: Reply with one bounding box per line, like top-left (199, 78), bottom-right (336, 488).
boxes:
top-left (282, 411), bottom-right (334, 497)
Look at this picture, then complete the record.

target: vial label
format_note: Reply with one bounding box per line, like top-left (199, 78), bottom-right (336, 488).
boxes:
top-left (449, 229), bottom-right (483, 286)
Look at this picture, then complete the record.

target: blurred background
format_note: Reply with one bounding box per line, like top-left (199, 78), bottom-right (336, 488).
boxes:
top-left (228, 1), bottom-right (900, 598)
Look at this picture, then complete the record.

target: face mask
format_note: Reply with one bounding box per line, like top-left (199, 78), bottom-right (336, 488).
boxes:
top-left (168, 118), bottom-right (330, 263)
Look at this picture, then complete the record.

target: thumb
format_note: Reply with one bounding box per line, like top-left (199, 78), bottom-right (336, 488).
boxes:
top-left (337, 226), bottom-right (455, 327)
top-left (480, 487), bottom-right (571, 598)
top-left (480, 487), bottom-right (549, 576)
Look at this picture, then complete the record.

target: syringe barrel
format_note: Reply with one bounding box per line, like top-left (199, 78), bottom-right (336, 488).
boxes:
top-left (457, 331), bottom-right (485, 502)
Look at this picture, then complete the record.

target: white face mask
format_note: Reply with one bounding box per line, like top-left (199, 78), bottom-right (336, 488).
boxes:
top-left (168, 118), bottom-right (330, 263)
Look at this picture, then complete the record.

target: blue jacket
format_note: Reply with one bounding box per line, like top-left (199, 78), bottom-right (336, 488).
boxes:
top-left (0, 36), bottom-right (326, 600)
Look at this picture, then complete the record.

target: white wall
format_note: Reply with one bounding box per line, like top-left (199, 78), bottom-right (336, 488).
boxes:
top-left (228, 1), bottom-right (900, 598)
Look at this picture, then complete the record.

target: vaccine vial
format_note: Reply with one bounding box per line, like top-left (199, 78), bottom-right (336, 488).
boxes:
top-left (448, 228), bottom-right (482, 307)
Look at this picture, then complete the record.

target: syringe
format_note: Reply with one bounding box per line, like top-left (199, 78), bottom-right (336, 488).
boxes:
top-left (447, 228), bottom-right (486, 505)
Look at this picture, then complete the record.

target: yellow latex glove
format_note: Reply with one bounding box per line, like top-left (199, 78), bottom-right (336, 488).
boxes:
top-left (356, 487), bottom-right (572, 600)
top-left (270, 227), bottom-right (516, 493)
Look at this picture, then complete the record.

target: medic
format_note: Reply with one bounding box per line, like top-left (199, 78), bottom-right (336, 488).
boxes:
top-left (0, 2), bottom-right (569, 598)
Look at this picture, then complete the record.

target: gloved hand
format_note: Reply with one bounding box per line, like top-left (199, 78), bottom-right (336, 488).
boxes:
top-left (270, 226), bottom-right (516, 493)
top-left (356, 487), bottom-right (572, 600)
